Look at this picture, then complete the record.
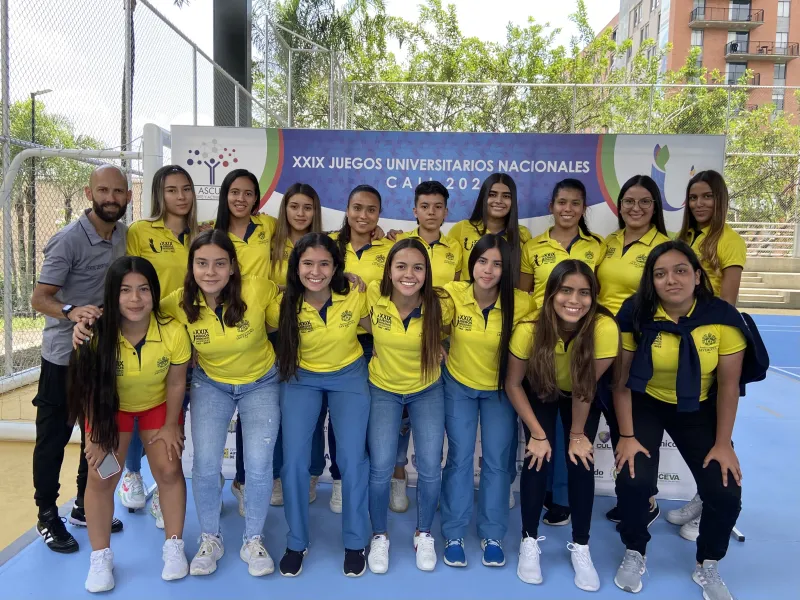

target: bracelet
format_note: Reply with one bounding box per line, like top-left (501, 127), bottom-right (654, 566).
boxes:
top-left (619, 433), bottom-right (635, 438)
top-left (530, 435), bottom-right (546, 441)
top-left (569, 431), bottom-right (585, 437)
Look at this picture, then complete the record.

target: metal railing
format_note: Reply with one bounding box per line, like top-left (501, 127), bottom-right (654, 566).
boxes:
top-left (690, 7), bottom-right (765, 24)
top-left (730, 222), bottom-right (796, 257)
top-left (725, 40), bottom-right (800, 57)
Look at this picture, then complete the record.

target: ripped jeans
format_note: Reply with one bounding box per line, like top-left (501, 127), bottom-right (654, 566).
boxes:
top-left (190, 365), bottom-right (280, 541)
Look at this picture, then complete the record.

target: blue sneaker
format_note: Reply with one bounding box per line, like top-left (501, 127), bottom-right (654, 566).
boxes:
top-left (443, 538), bottom-right (467, 567)
top-left (481, 539), bottom-right (505, 567)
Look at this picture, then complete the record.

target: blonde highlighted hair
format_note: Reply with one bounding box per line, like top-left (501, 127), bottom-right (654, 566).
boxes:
top-left (678, 170), bottom-right (729, 274)
top-left (270, 183), bottom-right (323, 274)
top-left (147, 165), bottom-right (198, 244)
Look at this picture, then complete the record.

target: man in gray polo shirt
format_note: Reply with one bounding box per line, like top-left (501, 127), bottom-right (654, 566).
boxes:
top-left (30, 165), bottom-right (130, 553)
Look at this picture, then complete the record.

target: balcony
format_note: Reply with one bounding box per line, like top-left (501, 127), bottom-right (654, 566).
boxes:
top-left (689, 7), bottom-right (764, 30)
top-left (726, 72), bottom-right (761, 86)
top-left (725, 41), bottom-right (799, 63)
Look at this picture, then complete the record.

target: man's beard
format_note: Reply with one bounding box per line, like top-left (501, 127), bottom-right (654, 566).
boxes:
top-left (92, 199), bottom-right (127, 223)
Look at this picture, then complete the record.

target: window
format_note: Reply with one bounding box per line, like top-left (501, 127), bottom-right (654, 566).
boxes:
top-left (775, 64), bottom-right (787, 81)
top-left (632, 3), bottom-right (642, 27)
top-left (727, 62), bottom-right (747, 85)
top-left (773, 91), bottom-right (785, 111)
top-left (657, 12), bottom-right (662, 32)
top-left (691, 29), bottom-right (704, 47)
top-left (778, 1), bottom-right (791, 18)
top-left (777, 32), bottom-right (789, 48)
top-left (650, 0), bottom-right (659, 12)
top-left (640, 23), bottom-right (650, 44)
top-left (731, 1), bottom-right (751, 21)
top-left (612, 27), bottom-right (618, 42)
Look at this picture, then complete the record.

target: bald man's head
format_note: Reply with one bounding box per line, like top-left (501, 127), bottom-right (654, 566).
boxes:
top-left (84, 165), bottom-right (131, 224)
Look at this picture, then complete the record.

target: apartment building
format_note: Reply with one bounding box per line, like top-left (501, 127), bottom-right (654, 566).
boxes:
top-left (612, 1), bottom-right (799, 111)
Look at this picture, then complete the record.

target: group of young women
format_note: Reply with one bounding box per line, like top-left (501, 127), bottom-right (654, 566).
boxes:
top-left (66, 165), bottom-right (759, 600)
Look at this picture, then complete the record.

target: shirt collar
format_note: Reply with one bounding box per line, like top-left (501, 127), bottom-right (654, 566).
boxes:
top-left (410, 227), bottom-right (446, 248)
top-left (79, 208), bottom-right (123, 246)
top-left (118, 314), bottom-right (162, 348)
top-left (464, 284), bottom-right (502, 309)
top-left (655, 299), bottom-right (698, 322)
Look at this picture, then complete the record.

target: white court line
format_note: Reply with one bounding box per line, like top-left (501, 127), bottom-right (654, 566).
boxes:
top-left (769, 366), bottom-right (800, 380)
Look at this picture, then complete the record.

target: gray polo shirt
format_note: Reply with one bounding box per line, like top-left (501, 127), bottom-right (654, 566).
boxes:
top-left (39, 209), bottom-right (127, 366)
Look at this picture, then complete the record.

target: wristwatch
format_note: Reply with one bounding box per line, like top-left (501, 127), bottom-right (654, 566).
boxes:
top-left (61, 304), bottom-right (75, 319)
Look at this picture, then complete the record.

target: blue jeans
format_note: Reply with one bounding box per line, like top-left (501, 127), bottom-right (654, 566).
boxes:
top-left (281, 359), bottom-right (371, 551)
top-left (368, 378), bottom-right (445, 535)
top-left (125, 420), bottom-right (143, 472)
top-left (190, 366), bottom-right (280, 540)
top-left (547, 413), bottom-right (570, 507)
top-left (440, 367), bottom-right (518, 541)
top-left (395, 411), bottom-right (411, 467)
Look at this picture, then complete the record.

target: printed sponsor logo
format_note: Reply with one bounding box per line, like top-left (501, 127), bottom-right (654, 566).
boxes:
top-left (605, 246), bottom-right (617, 258)
top-left (541, 252), bottom-right (557, 265)
top-left (658, 472), bottom-right (681, 482)
top-left (456, 315), bottom-right (473, 331)
top-left (236, 320), bottom-right (251, 333)
top-left (585, 251), bottom-right (594, 261)
top-left (341, 310), bottom-right (353, 322)
top-left (299, 320), bottom-right (313, 333)
top-left (193, 328), bottom-right (210, 344)
top-left (702, 332), bottom-right (717, 346)
top-left (157, 356), bottom-right (170, 370)
top-left (633, 254), bottom-right (647, 268)
top-left (149, 239), bottom-right (175, 254)
top-left (116, 360), bottom-right (124, 376)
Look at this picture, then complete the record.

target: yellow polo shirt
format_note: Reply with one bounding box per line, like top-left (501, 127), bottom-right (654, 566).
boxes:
top-left (266, 290), bottom-right (368, 372)
top-left (396, 228), bottom-right (463, 287)
top-left (521, 228), bottom-right (603, 309)
top-left (116, 314), bottom-right (191, 413)
top-left (268, 237), bottom-right (294, 287)
top-left (596, 226), bottom-right (671, 315)
top-left (447, 220), bottom-right (532, 275)
top-left (366, 280), bottom-right (455, 394)
top-left (126, 219), bottom-right (189, 298)
top-left (329, 233), bottom-right (395, 286)
top-left (444, 281), bottom-right (537, 390)
top-left (683, 224), bottom-right (747, 297)
top-left (227, 214), bottom-right (278, 281)
top-left (509, 313), bottom-right (619, 393)
top-left (621, 302), bottom-right (747, 403)
top-left (161, 277), bottom-right (280, 384)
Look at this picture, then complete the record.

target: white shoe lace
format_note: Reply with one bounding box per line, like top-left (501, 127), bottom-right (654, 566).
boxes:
top-left (90, 548), bottom-right (113, 573)
top-left (246, 536), bottom-right (267, 558)
top-left (371, 535), bottom-right (389, 561)
top-left (622, 550), bottom-right (646, 576)
top-left (521, 536), bottom-right (545, 558)
top-left (130, 473), bottom-right (144, 497)
top-left (445, 538), bottom-right (464, 549)
top-left (163, 536), bottom-right (183, 561)
top-left (698, 561), bottom-right (725, 587)
top-left (197, 533), bottom-right (222, 557)
top-left (567, 542), bottom-right (592, 568)
top-left (416, 534), bottom-right (435, 553)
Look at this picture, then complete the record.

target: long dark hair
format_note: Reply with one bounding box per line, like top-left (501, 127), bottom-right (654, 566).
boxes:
top-left (270, 183), bottom-right (323, 273)
top-left (336, 184), bottom-right (382, 259)
top-left (277, 233), bottom-right (349, 381)
top-left (616, 175), bottom-right (668, 235)
top-left (550, 178), bottom-right (596, 239)
top-left (214, 169), bottom-right (261, 233)
top-left (528, 260), bottom-right (614, 403)
top-left (678, 170), bottom-right (730, 274)
top-left (631, 240), bottom-right (714, 342)
top-left (379, 238), bottom-right (444, 382)
top-left (467, 173), bottom-right (522, 285)
top-left (67, 256), bottom-right (164, 452)
top-left (467, 234), bottom-right (515, 395)
top-left (181, 230), bottom-right (247, 327)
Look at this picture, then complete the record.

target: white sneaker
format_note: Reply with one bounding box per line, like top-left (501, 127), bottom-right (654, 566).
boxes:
top-left (568, 542), bottom-right (600, 591)
top-left (509, 489), bottom-right (516, 509)
top-left (240, 536), bottom-right (275, 576)
top-left (118, 471), bottom-right (146, 510)
top-left (368, 534), bottom-right (390, 574)
top-left (667, 493), bottom-right (703, 525)
top-left (271, 478), bottom-right (284, 506)
top-left (231, 480), bottom-right (245, 517)
top-left (309, 475), bottom-right (319, 504)
top-left (330, 479), bottom-right (343, 514)
top-left (150, 489), bottom-right (164, 529)
top-left (680, 515), bottom-right (701, 542)
top-left (85, 548), bottom-right (115, 593)
top-left (414, 532), bottom-right (437, 572)
top-left (389, 474), bottom-right (409, 513)
top-left (162, 536), bottom-right (189, 581)
top-left (190, 533), bottom-right (225, 576)
top-left (517, 536), bottom-right (545, 584)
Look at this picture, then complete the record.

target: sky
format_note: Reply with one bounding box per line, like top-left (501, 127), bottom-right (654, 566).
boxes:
top-left (13, 0), bottom-right (620, 153)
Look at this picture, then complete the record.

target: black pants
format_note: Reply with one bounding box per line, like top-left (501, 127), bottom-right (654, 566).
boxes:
top-left (616, 393), bottom-right (741, 563)
top-left (520, 391), bottom-right (602, 545)
top-left (32, 358), bottom-right (88, 512)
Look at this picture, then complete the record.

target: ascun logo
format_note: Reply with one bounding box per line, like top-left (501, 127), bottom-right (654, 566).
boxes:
top-left (651, 144), bottom-right (689, 212)
top-left (186, 139), bottom-right (239, 187)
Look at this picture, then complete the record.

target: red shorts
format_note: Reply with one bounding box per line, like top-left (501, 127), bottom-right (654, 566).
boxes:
top-left (86, 403), bottom-right (184, 434)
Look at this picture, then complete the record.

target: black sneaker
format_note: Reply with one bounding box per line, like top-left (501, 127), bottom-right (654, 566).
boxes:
top-left (606, 504), bottom-right (621, 523)
top-left (542, 504), bottom-right (571, 526)
top-left (612, 501), bottom-right (660, 531)
top-left (36, 508), bottom-right (79, 554)
top-left (68, 502), bottom-right (124, 533)
top-left (343, 548), bottom-right (367, 577)
top-left (279, 548), bottom-right (307, 577)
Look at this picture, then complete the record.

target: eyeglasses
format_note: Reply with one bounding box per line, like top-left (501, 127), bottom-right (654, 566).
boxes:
top-left (621, 198), bottom-right (653, 210)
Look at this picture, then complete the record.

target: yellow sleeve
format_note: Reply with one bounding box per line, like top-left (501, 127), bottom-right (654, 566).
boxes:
top-left (621, 332), bottom-right (638, 352)
top-left (266, 293), bottom-right (282, 329)
top-left (366, 280), bottom-right (382, 308)
top-left (447, 220), bottom-right (464, 241)
top-left (126, 222), bottom-right (141, 256)
top-left (439, 292), bottom-right (455, 327)
top-left (718, 325), bottom-right (747, 355)
top-left (167, 321), bottom-right (192, 364)
top-left (160, 289), bottom-right (183, 322)
top-left (260, 214), bottom-right (278, 240)
top-left (357, 290), bottom-right (369, 319)
top-left (509, 319), bottom-right (535, 360)
top-left (451, 240), bottom-right (463, 274)
top-left (395, 231), bottom-right (410, 241)
top-left (594, 315), bottom-right (620, 359)
top-left (250, 277), bottom-right (280, 322)
top-left (519, 225), bottom-right (532, 244)
top-left (718, 228), bottom-right (747, 270)
top-left (595, 240), bottom-right (608, 268)
top-left (520, 240), bottom-right (534, 275)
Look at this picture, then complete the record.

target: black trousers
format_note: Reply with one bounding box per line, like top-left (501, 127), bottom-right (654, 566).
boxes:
top-left (520, 390), bottom-right (602, 545)
top-left (616, 393), bottom-right (741, 563)
top-left (32, 358), bottom-right (88, 512)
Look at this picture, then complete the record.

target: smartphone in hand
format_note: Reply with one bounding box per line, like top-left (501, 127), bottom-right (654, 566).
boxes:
top-left (97, 452), bottom-right (121, 480)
